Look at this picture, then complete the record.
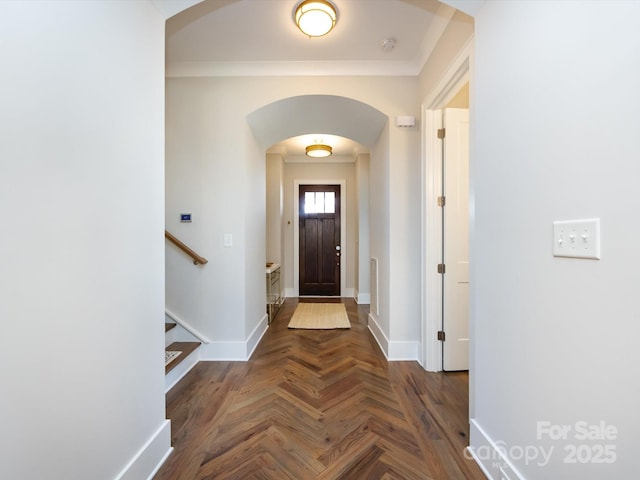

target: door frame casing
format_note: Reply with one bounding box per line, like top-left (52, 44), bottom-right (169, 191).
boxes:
top-left (293, 179), bottom-right (346, 297)
top-left (421, 38), bottom-right (473, 373)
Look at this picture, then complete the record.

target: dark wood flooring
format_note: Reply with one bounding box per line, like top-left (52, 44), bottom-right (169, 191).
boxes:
top-left (154, 298), bottom-right (485, 480)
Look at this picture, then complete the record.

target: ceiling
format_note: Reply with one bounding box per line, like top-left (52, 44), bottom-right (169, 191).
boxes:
top-left (166, 0), bottom-right (460, 159)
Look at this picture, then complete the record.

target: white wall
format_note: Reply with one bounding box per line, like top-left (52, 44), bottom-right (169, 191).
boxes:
top-left (165, 75), bottom-right (420, 358)
top-left (0, 2), bottom-right (169, 479)
top-left (244, 124), bottom-right (268, 348)
top-left (388, 118), bottom-right (422, 354)
top-left (369, 125), bottom-right (392, 337)
top-left (266, 153), bottom-right (284, 267)
top-left (356, 154), bottom-right (371, 304)
top-left (471, 1), bottom-right (640, 478)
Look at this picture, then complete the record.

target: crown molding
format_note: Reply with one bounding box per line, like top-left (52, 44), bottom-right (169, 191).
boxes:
top-left (166, 59), bottom-right (423, 78)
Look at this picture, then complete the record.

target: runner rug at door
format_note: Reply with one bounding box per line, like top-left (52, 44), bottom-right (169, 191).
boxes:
top-left (288, 303), bottom-right (351, 330)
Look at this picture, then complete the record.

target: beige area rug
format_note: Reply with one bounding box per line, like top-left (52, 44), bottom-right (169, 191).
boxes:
top-left (288, 303), bottom-right (351, 330)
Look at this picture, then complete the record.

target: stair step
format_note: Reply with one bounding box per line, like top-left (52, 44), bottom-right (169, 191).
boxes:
top-left (165, 341), bottom-right (200, 374)
top-left (165, 323), bottom-right (176, 332)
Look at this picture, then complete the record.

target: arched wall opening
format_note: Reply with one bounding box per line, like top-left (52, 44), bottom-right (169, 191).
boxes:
top-left (249, 94), bottom-right (387, 302)
top-left (247, 94), bottom-right (388, 150)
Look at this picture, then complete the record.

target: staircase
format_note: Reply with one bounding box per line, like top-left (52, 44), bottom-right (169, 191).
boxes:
top-left (164, 232), bottom-right (206, 391)
top-left (165, 321), bottom-right (201, 392)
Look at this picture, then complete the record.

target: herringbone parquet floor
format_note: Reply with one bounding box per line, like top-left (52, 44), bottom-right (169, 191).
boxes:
top-left (154, 298), bottom-right (485, 480)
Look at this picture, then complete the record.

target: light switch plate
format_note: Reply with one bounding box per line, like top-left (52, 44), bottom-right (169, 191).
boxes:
top-left (553, 218), bottom-right (600, 259)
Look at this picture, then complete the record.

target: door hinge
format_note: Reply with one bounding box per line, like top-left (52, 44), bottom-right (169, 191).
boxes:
top-left (437, 128), bottom-right (446, 139)
top-left (437, 263), bottom-right (446, 274)
top-left (437, 331), bottom-right (446, 341)
top-left (437, 196), bottom-right (446, 207)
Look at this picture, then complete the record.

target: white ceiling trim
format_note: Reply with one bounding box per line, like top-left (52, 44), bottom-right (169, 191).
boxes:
top-left (166, 60), bottom-right (422, 78)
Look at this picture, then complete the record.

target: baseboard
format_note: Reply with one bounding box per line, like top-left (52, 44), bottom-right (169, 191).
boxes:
top-left (356, 292), bottom-right (371, 304)
top-left (469, 419), bottom-right (525, 480)
top-left (199, 341), bottom-right (248, 361)
top-left (115, 420), bottom-right (172, 480)
top-left (344, 287), bottom-right (355, 298)
top-left (285, 287), bottom-right (296, 298)
top-left (388, 340), bottom-right (420, 361)
top-left (367, 312), bottom-right (389, 359)
top-left (367, 313), bottom-right (420, 361)
top-left (246, 314), bottom-right (269, 359)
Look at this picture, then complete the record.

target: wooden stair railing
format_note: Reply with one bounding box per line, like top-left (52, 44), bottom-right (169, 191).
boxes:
top-left (165, 230), bottom-right (208, 265)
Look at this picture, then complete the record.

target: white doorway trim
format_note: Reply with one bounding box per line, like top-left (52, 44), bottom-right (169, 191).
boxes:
top-left (421, 38), bottom-right (473, 372)
top-left (293, 179), bottom-right (347, 297)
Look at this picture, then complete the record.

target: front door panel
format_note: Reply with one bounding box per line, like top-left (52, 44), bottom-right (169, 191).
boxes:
top-left (299, 185), bottom-right (340, 296)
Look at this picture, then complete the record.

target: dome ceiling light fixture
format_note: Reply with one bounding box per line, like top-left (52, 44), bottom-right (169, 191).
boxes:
top-left (294, 0), bottom-right (338, 38)
top-left (305, 143), bottom-right (333, 158)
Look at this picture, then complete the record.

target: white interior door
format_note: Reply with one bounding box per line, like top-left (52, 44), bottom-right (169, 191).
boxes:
top-left (442, 108), bottom-right (470, 371)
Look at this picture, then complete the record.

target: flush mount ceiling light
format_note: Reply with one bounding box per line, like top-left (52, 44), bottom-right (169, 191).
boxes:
top-left (305, 144), bottom-right (332, 158)
top-left (295, 0), bottom-right (338, 37)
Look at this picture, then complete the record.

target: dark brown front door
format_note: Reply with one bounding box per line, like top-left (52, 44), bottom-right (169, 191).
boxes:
top-left (299, 184), bottom-right (340, 296)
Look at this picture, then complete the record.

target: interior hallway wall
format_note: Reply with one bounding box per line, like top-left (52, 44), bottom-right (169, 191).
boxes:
top-left (266, 153), bottom-right (284, 269)
top-left (471, 1), bottom-right (640, 478)
top-left (356, 153), bottom-right (371, 304)
top-left (0, 1), bottom-right (169, 478)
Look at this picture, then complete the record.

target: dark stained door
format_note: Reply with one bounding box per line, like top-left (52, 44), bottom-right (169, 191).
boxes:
top-left (299, 184), bottom-right (340, 296)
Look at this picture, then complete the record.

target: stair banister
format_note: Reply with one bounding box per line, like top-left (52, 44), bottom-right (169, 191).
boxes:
top-left (165, 230), bottom-right (208, 265)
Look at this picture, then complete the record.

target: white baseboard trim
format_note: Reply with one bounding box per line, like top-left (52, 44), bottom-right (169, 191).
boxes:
top-left (367, 313), bottom-right (420, 361)
top-left (356, 292), bottom-right (371, 304)
top-left (199, 341), bottom-right (248, 361)
top-left (344, 287), bottom-right (355, 298)
top-left (469, 419), bottom-right (525, 480)
top-left (285, 287), bottom-right (296, 298)
top-left (246, 314), bottom-right (269, 359)
top-left (147, 446), bottom-right (173, 480)
top-left (115, 419), bottom-right (172, 480)
top-left (367, 312), bottom-right (389, 359)
top-left (388, 340), bottom-right (420, 361)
